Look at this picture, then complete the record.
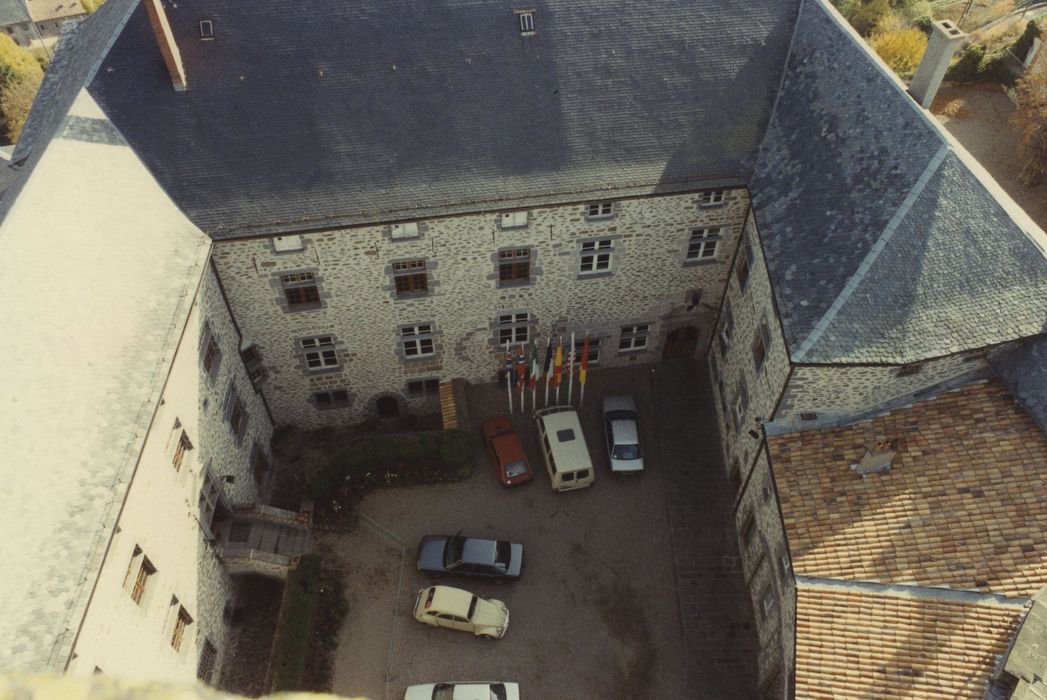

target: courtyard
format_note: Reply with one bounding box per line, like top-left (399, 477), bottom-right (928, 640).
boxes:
top-left (317, 361), bottom-right (757, 700)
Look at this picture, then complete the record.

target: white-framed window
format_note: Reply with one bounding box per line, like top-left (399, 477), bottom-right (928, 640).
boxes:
top-left (407, 378), bottom-right (440, 396)
top-left (517, 10), bottom-right (535, 33)
top-left (301, 336), bottom-right (338, 370)
top-left (586, 202), bottom-right (614, 219)
top-left (272, 235), bottom-right (303, 252)
top-left (698, 189), bottom-right (726, 207)
top-left (686, 227), bottom-right (723, 261)
top-left (719, 303), bottom-right (734, 355)
top-left (170, 601), bottom-right (193, 652)
top-left (574, 336), bottom-right (601, 364)
top-left (391, 222), bottom-right (420, 240)
top-left (199, 19), bottom-right (214, 39)
top-left (497, 312), bottom-right (530, 345)
top-left (618, 324), bottom-right (650, 352)
top-left (500, 211), bottom-right (528, 228)
top-left (401, 324), bottom-right (435, 358)
top-left (498, 248), bottom-right (531, 284)
top-left (281, 272), bottom-right (321, 308)
top-left (392, 259), bottom-right (428, 297)
top-left (580, 239), bottom-right (613, 274)
top-left (313, 389), bottom-right (350, 409)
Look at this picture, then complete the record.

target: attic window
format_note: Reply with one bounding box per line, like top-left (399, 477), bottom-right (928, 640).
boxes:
top-left (272, 235), bottom-right (303, 252)
top-left (199, 20), bottom-right (214, 39)
top-left (517, 11), bottom-right (535, 34)
top-left (391, 222), bottom-right (420, 240)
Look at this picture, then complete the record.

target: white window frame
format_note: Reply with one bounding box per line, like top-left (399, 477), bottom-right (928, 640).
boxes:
top-left (698, 189), bottom-right (726, 207)
top-left (401, 324), bottom-right (435, 358)
top-left (580, 239), bottom-right (613, 274)
top-left (272, 234), bottom-right (303, 252)
top-left (518, 10), bottom-right (535, 33)
top-left (391, 222), bottom-right (420, 240)
top-left (719, 303), bottom-right (734, 353)
top-left (500, 211), bottom-right (528, 228)
top-left (618, 324), bottom-right (650, 352)
top-left (586, 202), bottom-right (614, 219)
top-left (497, 312), bottom-right (530, 345)
top-left (686, 227), bottom-right (722, 261)
top-left (300, 336), bottom-right (338, 370)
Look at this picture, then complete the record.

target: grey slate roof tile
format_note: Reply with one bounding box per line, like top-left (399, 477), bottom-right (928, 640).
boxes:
top-left (990, 336), bottom-right (1047, 435)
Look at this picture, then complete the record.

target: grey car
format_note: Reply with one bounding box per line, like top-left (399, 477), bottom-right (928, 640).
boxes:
top-left (602, 395), bottom-right (645, 473)
top-left (416, 534), bottom-right (523, 582)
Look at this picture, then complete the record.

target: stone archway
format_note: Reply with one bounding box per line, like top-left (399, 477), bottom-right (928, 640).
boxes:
top-left (663, 325), bottom-right (699, 360)
top-left (376, 396), bottom-right (400, 418)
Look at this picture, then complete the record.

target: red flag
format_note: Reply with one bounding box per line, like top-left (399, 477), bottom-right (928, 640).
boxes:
top-left (579, 334), bottom-right (590, 385)
top-left (515, 344), bottom-right (527, 392)
top-left (552, 338), bottom-right (564, 387)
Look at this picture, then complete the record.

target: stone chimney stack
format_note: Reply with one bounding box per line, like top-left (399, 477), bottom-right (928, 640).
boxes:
top-left (143, 0), bottom-right (186, 91)
top-left (909, 20), bottom-right (966, 109)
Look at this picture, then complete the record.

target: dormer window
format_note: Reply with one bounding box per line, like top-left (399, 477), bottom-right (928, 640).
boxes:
top-left (199, 20), bottom-right (214, 39)
top-left (517, 10), bottom-right (535, 35)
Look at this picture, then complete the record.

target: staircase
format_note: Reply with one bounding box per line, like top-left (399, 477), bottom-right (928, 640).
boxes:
top-left (217, 505), bottom-right (311, 580)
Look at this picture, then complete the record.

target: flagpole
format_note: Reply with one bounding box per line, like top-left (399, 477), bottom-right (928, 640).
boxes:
top-left (505, 341), bottom-right (513, 414)
top-left (543, 336), bottom-right (552, 407)
top-left (518, 342), bottom-right (526, 413)
top-left (579, 332), bottom-right (590, 407)
top-left (555, 336), bottom-right (563, 404)
top-left (567, 331), bottom-right (576, 406)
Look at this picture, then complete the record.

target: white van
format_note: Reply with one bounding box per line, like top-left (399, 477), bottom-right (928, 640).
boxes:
top-left (534, 406), bottom-right (595, 491)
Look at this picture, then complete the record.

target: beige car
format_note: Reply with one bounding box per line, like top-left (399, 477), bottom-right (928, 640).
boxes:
top-left (412, 585), bottom-right (509, 639)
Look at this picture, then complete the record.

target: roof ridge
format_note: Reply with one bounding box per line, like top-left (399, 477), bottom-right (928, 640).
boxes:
top-left (796, 574), bottom-right (1030, 607)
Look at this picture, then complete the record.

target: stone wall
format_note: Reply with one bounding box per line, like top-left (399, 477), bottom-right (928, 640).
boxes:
top-left (213, 188), bottom-right (750, 428)
top-left (68, 263), bottom-right (274, 685)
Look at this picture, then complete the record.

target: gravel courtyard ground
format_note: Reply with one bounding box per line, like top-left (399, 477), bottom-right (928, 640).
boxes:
top-left (324, 365), bottom-right (688, 700)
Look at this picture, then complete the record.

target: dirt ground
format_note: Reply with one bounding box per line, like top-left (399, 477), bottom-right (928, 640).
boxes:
top-left (932, 82), bottom-right (1047, 230)
top-left (323, 365), bottom-right (687, 700)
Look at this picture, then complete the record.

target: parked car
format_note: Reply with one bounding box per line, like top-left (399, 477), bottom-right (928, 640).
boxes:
top-left (534, 406), bottom-right (595, 491)
top-left (417, 534), bottom-right (523, 581)
top-left (404, 682), bottom-right (520, 700)
top-left (412, 585), bottom-right (509, 639)
top-left (481, 416), bottom-right (533, 486)
top-left (602, 395), bottom-right (644, 473)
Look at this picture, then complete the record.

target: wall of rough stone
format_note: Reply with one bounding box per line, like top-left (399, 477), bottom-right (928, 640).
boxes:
top-left (708, 212), bottom-right (791, 496)
top-left (68, 264), bottom-right (274, 685)
top-left (735, 448), bottom-right (795, 697)
top-left (212, 189), bottom-right (750, 428)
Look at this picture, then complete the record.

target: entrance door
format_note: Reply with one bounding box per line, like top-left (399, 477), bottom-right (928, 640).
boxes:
top-left (376, 396), bottom-right (399, 418)
top-left (663, 326), bottom-right (699, 360)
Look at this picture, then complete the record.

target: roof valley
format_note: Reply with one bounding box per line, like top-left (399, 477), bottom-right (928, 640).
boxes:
top-left (796, 574), bottom-right (1031, 608)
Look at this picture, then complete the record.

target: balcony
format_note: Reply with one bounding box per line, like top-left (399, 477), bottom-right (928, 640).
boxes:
top-left (216, 505), bottom-right (311, 580)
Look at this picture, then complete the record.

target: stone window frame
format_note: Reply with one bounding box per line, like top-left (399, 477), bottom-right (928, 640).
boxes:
top-left (312, 388), bottom-right (352, 411)
top-left (406, 378), bottom-right (440, 397)
top-left (391, 258), bottom-right (430, 298)
top-left (752, 318), bottom-right (772, 372)
top-left (271, 234), bottom-right (304, 254)
top-left (740, 509), bottom-right (757, 550)
top-left (223, 385), bottom-right (248, 446)
top-left (390, 222), bottom-right (421, 240)
top-left (736, 239), bottom-right (754, 293)
top-left (719, 302), bottom-right (735, 355)
top-left (697, 189), bottom-right (726, 207)
top-left (240, 343), bottom-right (266, 386)
top-left (495, 311), bottom-right (531, 347)
top-left (732, 378), bottom-right (749, 432)
top-left (579, 237), bottom-right (614, 277)
top-left (584, 201), bottom-right (616, 220)
top-left (499, 210), bottom-right (529, 229)
top-left (573, 335), bottom-right (601, 365)
top-left (298, 335), bottom-right (340, 372)
top-left (197, 639), bottom-right (218, 683)
top-left (199, 321), bottom-right (222, 384)
top-left (896, 362), bottom-right (924, 377)
top-left (276, 269), bottom-right (326, 312)
top-left (684, 226), bottom-right (723, 265)
top-left (198, 467), bottom-right (225, 540)
top-left (618, 324), bottom-right (650, 353)
top-left (497, 247), bottom-right (533, 287)
top-left (399, 323), bottom-right (437, 359)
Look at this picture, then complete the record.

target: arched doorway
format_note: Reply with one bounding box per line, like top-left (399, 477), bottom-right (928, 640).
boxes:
top-left (376, 396), bottom-right (400, 418)
top-left (663, 325), bottom-right (699, 360)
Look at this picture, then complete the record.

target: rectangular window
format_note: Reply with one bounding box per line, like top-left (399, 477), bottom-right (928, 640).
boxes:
top-left (407, 378), bottom-right (440, 396)
top-left (736, 242), bottom-right (754, 292)
top-left (401, 324), bottom-right (435, 358)
top-left (272, 235), bottom-right (302, 252)
top-left (741, 511), bottom-right (756, 549)
top-left (580, 239), bottom-right (613, 274)
top-left (618, 324), bottom-right (650, 352)
top-left (281, 272), bottom-right (321, 308)
top-left (393, 259), bottom-right (428, 297)
top-left (498, 249), bottom-right (531, 284)
top-left (123, 546), bottom-right (155, 606)
top-left (586, 202), bottom-right (613, 219)
top-left (733, 379), bottom-right (749, 432)
top-left (172, 430), bottom-right (193, 472)
top-left (729, 460), bottom-right (741, 493)
top-left (197, 640), bottom-right (218, 684)
top-left (301, 336), bottom-right (338, 370)
top-left (390, 222), bottom-right (420, 240)
top-left (897, 362), bottom-right (924, 377)
top-left (313, 389), bottom-right (350, 409)
top-left (251, 445), bottom-right (270, 484)
top-left (200, 322), bottom-right (222, 381)
top-left (199, 470), bottom-right (221, 538)
top-left (752, 320), bottom-right (771, 371)
top-left (225, 389), bottom-right (248, 443)
top-left (241, 344), bottom-right (266, 384)
top-left (719, 303), bottom-right (734, 355)
top-left (518, 11), bottom-right (535, 33)
top-left (698, 189), bottom-right (726, 207)
top-left (686, 227), bottom-right (722, 261)
top-left (171, 605), bottom-right (193, 651)
top-left (574, 336), bottom-right (600, 365)
top-left (760, 586), bottom-right (775, 621)
top-left (500, 211), bottom-right (528, 228)
top-left (497, 312), bottom-right (530, 345)
top-left (202, 336), bottom-right (219, 374)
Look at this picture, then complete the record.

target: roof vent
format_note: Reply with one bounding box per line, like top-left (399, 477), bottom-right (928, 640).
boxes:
top-left (850, 434), bottom-right (897, 477)
top-left (516, 10), bottom-right (535, 35)
top-left (199, 20), bottom-right (214, 40)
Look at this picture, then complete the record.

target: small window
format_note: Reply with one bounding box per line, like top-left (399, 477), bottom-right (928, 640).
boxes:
top-left (407, 378), bottom-right (440, 396)
top-left (518, 10), bottom-right (535, 34)
top-left (500, 211), bottom-right (528, 228)
top-left (897, 362), bottom-right (924, 377)
top-left (251, 445), bottom-right (270, 483)
top-left (779, 551), bottom-right (790, 579)
top-left (172, 430), bottom-right (193, 472)
top-left (225, 388), bottom-right (248, 443)
top-left (586, 202), bottom-right (614, 219)
top-left (741, 512), bottom-right (756, 548)
top-left (556, 428), bottom-right (576, 442)
top-left (171, 606), bottom-right (193, 651)
top-left (497, 312), bottom-right (530, 345)
top-left (619, 324), bottom-right (649, 352)
top-left (401, 324), bottom-right (435, 358)
top-left (800, 412), bottom-right (818, 421)
top-left (281, 272), bottom-right (321, 308)
top-left (718, 303), bottom-right (734, 355)
top-left (301, 336), bottom-right (339, 370)
top-left (733, 379), bottom-right (749, 432)
top-left (199, 20), bottom-right (214, 39)
top-left (752, 320), bottom-right (771, 371)
top-left (393, 259), bottom-right (428, 297)
top-left (498, 249), bottom-right (531, 285)
top-left (574, 336), bottom-right (600, 365)
top-left (686, 227), bottom-right (722, 262)
top-left (580, 239), bottom-right (613, 274)
top-left (391, 222), bottom-right (420, 240)
top-left (313, 389), bottom-right (351, 409)
top-left (197, 640), bottom-right (218, 684)
top-left (736, 241), bottom-right (754, 292)
top-left (200, 323), bottom-right (222, 380)
top-left (729, 460), bottom-right (741, 493)
top-left (272, 235), bottom-right (302, 252)
top-left (123, 546), bottom-right (156, 606)
top-left (698, 190), bottom-right (726, 207)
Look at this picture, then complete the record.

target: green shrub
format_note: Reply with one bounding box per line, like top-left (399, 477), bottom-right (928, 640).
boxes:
top-left (912, 15), bottom-right (933, 36)
top-left (850, 0), bottom-right (891, 37)
top-left (1013, 20), bottom-right (1041, 63)
top-left (946, 43), bottom-right (987, 83)
top-left (439, 429), bottom-right (477, 470)
top-left (270, 555), bottom-right (322, 692)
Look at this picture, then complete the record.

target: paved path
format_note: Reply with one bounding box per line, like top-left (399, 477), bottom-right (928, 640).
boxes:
top-left (652, 360), bottom-right (758, 699)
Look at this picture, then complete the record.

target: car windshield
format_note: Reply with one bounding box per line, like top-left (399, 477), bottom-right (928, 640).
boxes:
top-left (468, 594), bottom-right (479, 620)
top-left (443, 537), bottom-right (464, 568)
top-left (505, 459), bottom-right (528, 477)
top-left (613, 443), bottom-right (642, 460)
top-left (433, 684), bottom-right (455, 700)
top-left (495, 540), bottom-right (511, 567)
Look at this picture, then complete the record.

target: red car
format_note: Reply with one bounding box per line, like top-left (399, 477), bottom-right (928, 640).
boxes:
top-left (482, 416), bottom-right (533, 487)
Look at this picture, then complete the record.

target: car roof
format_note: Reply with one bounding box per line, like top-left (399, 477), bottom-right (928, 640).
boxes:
top-left (429, 585), bottom-right (474, 615)
top-left (535, 407), bottom-right (591, 472)
top-left (609, 418), bottom-right (639, 444)
top-left (461, 538), bottom-right (499, 566)
top-left (482, 415), bottom-right (513, 438)
top-left (491, 432), bottom-right (526, 464)
top-left (603, 394), bottom-right (637, 413)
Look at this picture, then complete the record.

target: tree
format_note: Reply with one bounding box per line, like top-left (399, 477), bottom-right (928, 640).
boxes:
top-left (850, 0), bottom-right (892, 37)
top-left (0, 34), bottom-right (43, 143)
top-left (80, 0), bottom-right (105, 13)
top-left (870, 25), bottom-right (928, 80)
top-left (1013, 55), bottom-right (1047, 187)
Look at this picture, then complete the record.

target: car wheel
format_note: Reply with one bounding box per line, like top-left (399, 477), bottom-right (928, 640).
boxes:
top-left (492, 577), bottom-right (504, 585)
top-left (431, 572), bottom-right (442, 579)
top-left (478, 633), bottom-right (496, 640)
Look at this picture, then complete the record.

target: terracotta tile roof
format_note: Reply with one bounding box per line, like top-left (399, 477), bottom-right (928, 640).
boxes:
top-left (770, 380), bottom-right (1047, 597)
top-left (795, 585), bottom-right (1023, 700)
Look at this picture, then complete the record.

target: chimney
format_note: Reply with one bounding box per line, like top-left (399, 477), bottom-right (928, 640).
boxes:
top-left (850, 434), bottom-right (897, 478)
top-left (909, 20), bottom-right (966, 109)
top-left (143, 0), bottom-right (186, 91)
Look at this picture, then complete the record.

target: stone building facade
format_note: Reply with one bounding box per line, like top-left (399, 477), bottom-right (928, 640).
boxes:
top-left (214, 188), bottom-right (750, 428)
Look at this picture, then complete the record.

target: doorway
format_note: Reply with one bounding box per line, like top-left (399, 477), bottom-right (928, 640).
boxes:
top-left (663, 326), bottom-right (699, 360)
top-left (376, 396), bottom-right (400, 418)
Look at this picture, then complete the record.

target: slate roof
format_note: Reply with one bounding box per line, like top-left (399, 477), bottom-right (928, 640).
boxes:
top-left (795, 584), bottom-right (1024, 699)
top-left (751, 0), bottom-right (1047, 364)
top-left (27, 0), bottom-right (87, 23)
top-left (84, 0), bottom-right (801, 237)
top-left (0, 0), bottom-right (30, 27)
top-left (990, 336), bottom-right (1047, 435)
top-left (769, 380), bottom-right (1047, 597)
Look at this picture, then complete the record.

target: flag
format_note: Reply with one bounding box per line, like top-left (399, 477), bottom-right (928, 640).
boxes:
top-left (529, 341), bottom-right (540, 390)
top-left (503, 343), bottom-right (514, 377)
top-left (552, 338), bottom-right (564, 387)
top-left (579, 334), bottom-right (590, 385)
top-left (543, 337), bottom-right (554, 385)
top-left (516, 344), bottom-right (527, 392)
